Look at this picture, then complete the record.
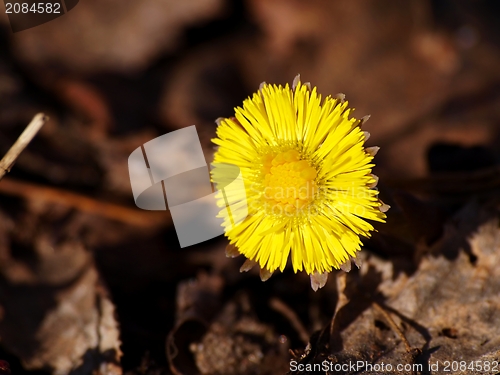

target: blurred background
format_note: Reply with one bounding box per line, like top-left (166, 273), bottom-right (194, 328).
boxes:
top-left (1, 0), bottom-right (500, 374)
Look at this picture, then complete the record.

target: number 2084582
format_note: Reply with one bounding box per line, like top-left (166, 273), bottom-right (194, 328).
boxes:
top-left (5, 3), bottom-right (61, 13)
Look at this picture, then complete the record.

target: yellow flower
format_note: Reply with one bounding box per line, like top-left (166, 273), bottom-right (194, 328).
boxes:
top-left (211, 75), bottom-right (388, 290)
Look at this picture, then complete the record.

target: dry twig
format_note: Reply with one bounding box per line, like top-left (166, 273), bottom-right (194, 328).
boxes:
top-left (329, 273), bottom-right (349, 339)
top-left (0, 177), bottom-right (169, 227)
top-left (372, 302), bottom-right (412, 353)
top-left (270, 297), bottom-right (310, 344)
top-left (0, 113), bottom-right (48, 181)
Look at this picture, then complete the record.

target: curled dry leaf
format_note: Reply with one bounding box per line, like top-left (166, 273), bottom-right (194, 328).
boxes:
top-left (0, 209), bottom-right (122, 375)
top-left (292, 201), bottom-right (500, 374)
top-left (167, 273), bottom-right (224, 375)
top-left (167, 274), bottom-right (289, 375)
top-left (189, 294), bottom-right (289, 375)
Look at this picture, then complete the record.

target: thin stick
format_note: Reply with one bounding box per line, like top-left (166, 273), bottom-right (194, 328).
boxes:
top-left (0, 177), bottom-right (169, 227)
top-left (0, 113), bottom-right (48, 181)
top-left (270, 297), bottom-right (310, 344)
top-left (330, 273), bottom-right (348, 339)
top-left (372, 301), bottom-right (412, 353)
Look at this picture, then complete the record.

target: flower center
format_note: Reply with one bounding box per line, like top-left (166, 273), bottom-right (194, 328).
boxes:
top-left (261, 150), bottom-right (318, 214)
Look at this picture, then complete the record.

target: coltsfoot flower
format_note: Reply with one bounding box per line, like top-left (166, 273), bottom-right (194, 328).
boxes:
top-left (211, 75), bottom-right (388, 290)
